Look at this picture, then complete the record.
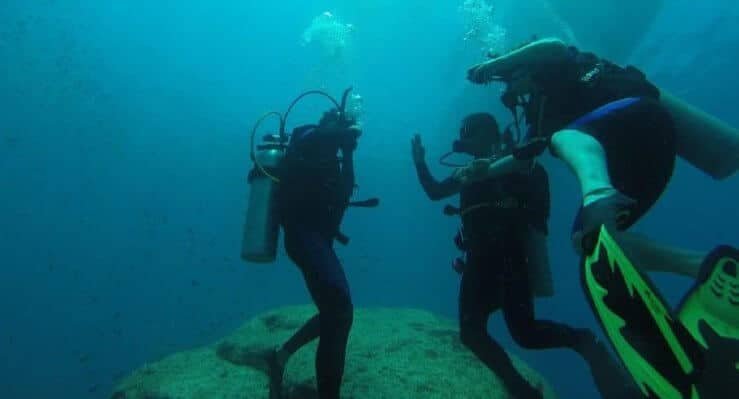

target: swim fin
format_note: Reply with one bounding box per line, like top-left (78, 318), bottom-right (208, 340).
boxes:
top-left (581, 226), bottom-right (704, 399)
top-left (677, 246), bottom-right (739, 345)
top-left (676, 246), bottom-right (739, 398)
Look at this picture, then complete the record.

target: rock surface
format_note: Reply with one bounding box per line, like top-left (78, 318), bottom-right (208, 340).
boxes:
top-left (111, 306), bottom-right (557, 399)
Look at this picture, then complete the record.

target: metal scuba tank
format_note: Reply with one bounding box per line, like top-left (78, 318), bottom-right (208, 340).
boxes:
top-left (241, 135), bottom-right (286, 263)
top-left (241, 87), bottom-right (356, 262)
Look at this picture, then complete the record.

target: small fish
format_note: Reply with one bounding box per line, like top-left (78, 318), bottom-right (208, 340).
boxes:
top-left (79, 353), bottom-right (90, 363)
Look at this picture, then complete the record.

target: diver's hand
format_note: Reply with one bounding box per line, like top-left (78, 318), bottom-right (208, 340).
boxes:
top-left (411, 134), bottom-right (425, 164)
top-left (513, 137), bottom-right (549, 160)
top-left (467, 60), bottom-right (498, 84)
top-left (341, 125), bottom-right (361, 153)
top-left (453, 158), bottom-right (491, 185)
top-left (347, 124), bottom-right (362, 139)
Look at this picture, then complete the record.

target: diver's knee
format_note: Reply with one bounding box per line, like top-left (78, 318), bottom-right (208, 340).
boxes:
top-left (551, 129), bottom-right (604, 160)
top-left (459, 323), bottom-right (485, 349)
top-left (321, 290), bottom-right (354, 329)
top-left (459, 330), bottom-right (476, 349)
top-left (340, 300), bottom-right (354, 325)
top-left (336, 305), bottom-right (353, 331)
top-left (507, 322), bottom-right (539, 349)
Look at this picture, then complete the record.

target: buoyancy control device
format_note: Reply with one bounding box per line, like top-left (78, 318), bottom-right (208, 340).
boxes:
top-left (241, 87), bottom-right (373, 263)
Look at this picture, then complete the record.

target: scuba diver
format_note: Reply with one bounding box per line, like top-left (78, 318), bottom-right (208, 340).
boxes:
top-left (456, 37), bottom-right (739, 398)
top-left (242, 88), bottom-right (374, 399)
top-left (459, 37), bottom-right (737, 275)
top-left (411, 113), bottom-right (635, 399)
top-left (268, 108), bottom-right (359, 399)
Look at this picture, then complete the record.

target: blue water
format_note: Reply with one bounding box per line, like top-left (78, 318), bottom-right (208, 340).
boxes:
top-left (0, 1), bottom-right (736, 398)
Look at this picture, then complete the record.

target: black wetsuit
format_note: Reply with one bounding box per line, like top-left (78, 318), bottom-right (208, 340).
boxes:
top-left (276, 123), bottom-right (356, 399)
top-left (524, 46), bottom-right (677, 235)
top-left (415, 160), bottom-right (589, 398)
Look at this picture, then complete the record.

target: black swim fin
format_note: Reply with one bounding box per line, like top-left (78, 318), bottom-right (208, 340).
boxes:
top-left (581, 227), bottom-right (704, 399)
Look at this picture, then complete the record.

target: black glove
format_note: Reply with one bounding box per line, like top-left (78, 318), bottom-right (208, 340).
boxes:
top-left (341, 126), bottom-right (361, 153)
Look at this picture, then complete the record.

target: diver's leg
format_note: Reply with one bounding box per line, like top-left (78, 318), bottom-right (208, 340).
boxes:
top-left (573, 202), bottom-right (706, 278)
top-left (550, 128), bottom-right (616, 205)
top-left (275, 232), bottom-right (324, 355)
top-left (502, 238), bottom-right (588, 350)
top-left (267, 228), bottom-right (323, 399)
top-left (301, 236), bottom-right (353, 399)
top-left (279, 227), bottom-right (353, 399)
top-left (522, 226), bottom-right (553, 297)
top-left (267, 314), bottom-right (320, 399)
top-left (281, 315), bottom-right (321, 355)
top-left (503, 295), bottom-right (590, 350)
top-left (459, 251), bottom-right (543, 399)
top-left (501, 239), bottom-right (641, 398)
top-left (613, 232), bottom-right (705, 278)
top-left (553, 124), bottom-right (705, 277)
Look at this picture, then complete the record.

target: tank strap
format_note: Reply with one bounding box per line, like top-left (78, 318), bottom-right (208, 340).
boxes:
top-left (460, 198), bottom-right (529, 217)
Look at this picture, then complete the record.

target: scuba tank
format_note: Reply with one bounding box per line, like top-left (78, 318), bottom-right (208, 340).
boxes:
top-left (241, 87), bottom-right (368, 264)
top-left (241, 133), bottom-right (286, 263)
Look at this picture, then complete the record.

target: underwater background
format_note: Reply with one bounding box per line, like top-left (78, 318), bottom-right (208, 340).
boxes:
top-left (1, 0), bottom-right (737, 398)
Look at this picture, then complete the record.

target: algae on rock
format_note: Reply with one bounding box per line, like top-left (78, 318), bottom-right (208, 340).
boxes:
top-left (111, 306), bottom-right (557, 399)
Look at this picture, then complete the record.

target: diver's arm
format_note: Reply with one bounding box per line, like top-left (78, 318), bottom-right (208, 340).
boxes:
top-left (455, 138), bottom-right (548, 184)
top-left (485, 155), bottom-right (535, 179)
top-left (414, 159), bottom-right (461, 201)
top-left (485, 136), bottom-right (549, 179)
top-left (338, 127), bottom-right (358, 201)
top-left (497, 37), bottom-right (568, 67)
top-left (340, 149), bottom-right (356, 201)
top-left (411, 134), bottom-right (460, 200)
top-left (468, 37), bottom-right (569, 83)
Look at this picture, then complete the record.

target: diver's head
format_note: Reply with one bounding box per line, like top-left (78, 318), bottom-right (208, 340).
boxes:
top-left (319, 108), bottom-right (342, 126)
top-left (455, 113), bottom-right (501, 158)
top-left (318, 107), bottom-right (360, 142)
top-left (319, 107), bottom-right (356, 128)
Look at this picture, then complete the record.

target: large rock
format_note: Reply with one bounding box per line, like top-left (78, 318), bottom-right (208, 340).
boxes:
top-left (111, 306), bottom-right (557, 399)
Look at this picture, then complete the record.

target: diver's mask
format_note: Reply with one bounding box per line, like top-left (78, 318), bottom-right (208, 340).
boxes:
top-left (451, 137), bottom-right (482, 155)
top-left (319, 108), bottom-right (361, 138)
top-left (440, 124), bottom-right (499, 167)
